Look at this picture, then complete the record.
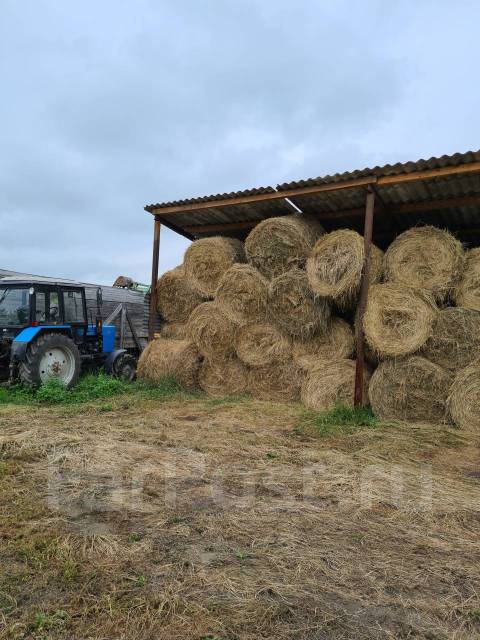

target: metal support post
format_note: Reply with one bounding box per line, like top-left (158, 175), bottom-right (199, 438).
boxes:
top-left (148, 216), bottom-right (161, 341)
top-left (354, 187), bottom-right (376, 407)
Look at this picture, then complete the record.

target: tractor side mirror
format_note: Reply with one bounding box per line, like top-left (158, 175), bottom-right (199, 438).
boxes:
top-left (96, 287), bottom-right (103, 308)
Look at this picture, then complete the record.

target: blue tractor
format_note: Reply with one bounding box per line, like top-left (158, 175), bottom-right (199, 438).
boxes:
top-left (0, 277), bottom-right (139, 387)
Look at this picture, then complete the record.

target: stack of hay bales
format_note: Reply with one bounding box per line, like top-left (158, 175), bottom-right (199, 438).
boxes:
top-left (365, 226), bottom-right (480, 427)
top-left (139, 218), bottom-right (480, 430)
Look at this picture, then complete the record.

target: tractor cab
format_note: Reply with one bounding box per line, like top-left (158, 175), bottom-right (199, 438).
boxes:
top-left (0, 277), bottom-right (136, 387)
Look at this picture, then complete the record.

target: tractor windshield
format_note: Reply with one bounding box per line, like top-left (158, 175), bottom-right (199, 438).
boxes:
top-left (0, 288), bottom-right (30, 326)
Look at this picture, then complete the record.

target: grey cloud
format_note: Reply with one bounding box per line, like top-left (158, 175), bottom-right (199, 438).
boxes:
top-left (1, 0), bottom-right (479, 284)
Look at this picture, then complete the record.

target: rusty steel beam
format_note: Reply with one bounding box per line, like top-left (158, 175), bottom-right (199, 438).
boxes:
top-left (182, 192), bottom-right (480, 235)
top-left (148, 216), bottom-right (161, 341)
top-left (354, 187), bottom-right (376, 408)
top-left (145, 176), bottom-right (376, 216)
top-left (185, 220), bottom-right (259, 234)
top-left (145, 161), bottom-right (480, 218)
top-left (377, 161), bottom-right (480, 186)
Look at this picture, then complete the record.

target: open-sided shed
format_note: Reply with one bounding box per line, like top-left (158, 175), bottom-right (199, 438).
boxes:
top-left (144, 149), bottom-right (480, 404)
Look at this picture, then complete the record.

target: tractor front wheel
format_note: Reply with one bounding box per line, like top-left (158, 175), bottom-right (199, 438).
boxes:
top-left (19, 333), bottom-right (81, 388)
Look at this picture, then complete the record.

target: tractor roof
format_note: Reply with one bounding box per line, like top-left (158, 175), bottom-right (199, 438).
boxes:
top-left (0, 276), bottom-right (84, 288)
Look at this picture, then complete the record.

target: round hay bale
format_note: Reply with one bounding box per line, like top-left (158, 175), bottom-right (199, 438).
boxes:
top-left (199, 358), bottom-right (248, 397)
top-left (245, 215), bottom-right (324, 279)
top-left (306, 229), bottom-right (383, 307)
top-left (447, 359), bottom-right (480, 430)
top-left (292, 317), bottom-right (354, 366)
top-left (369, 356), bottom-right (452, 423)
top-left (235, 323), bottom-right (291, 367)
top-left (301, 359), bottom-right (369, 411)
top-left (156, 266), bottom-right (204, 323)
top-left (268, 268), bottom-right (331, 339)
top-left (454, 247), bottom-right (480, 311)
top-left (420, 307), bottom-right (480, 371)
top-left (363, 283), bottom-right (438, 358)
top-left (159, 322), bottom-right (188, 340)
top-left (183, 237), bottom-right (246, 297)
top-left (384, 226), bottom-right (465, 301)
top-left (248, 360), bottom-right (304, 402)
top-left (186, 301), bottom-right (237, 360)
top-left (215, 264), bottom-right (268, 324)
top-left (352, 310), bottom-right (380, 368)
top-left (137, 338), bottom-right (201, 389)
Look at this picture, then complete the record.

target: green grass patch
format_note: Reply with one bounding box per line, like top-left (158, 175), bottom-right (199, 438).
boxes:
top-left (300, 404), bottom-right (379, 437)
top-left (0, 372), bottom-right (190, 407)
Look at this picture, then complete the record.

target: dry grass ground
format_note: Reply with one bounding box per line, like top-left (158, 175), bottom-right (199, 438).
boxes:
top-left (0, 390), bottom-right (479, 639)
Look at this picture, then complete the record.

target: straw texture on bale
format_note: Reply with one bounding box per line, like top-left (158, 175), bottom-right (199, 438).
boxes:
top-left (454, 248), bottom-right (480, 311)
top-left (301, 359), bottom-right (369, 411)
top-left (268, 268), bottom-right (331, 339)
top-left (384, 226), bottom-right (465, 301)
top-left (156, 266), bottom-right (204, 323)
top-left (369, 356), bottom-right (452, 423)
top-left (292, 317), bottom-right (354, 367)
top-left (248, 360), bottom-right (303, 402)
top-left (215, 264), bottom-right (268, 324)
top-left (245, 215), bottom-right (324, 279)
top-left (420, 307), bottom-right (480, 371)
top-left (363, 283), bottom-right (437, 358)
top-left (235, 323), bottom-right (291, 367)
top-left (187, 302), bottom-right (237, 360)
top-left (306, 230), bottom-right (383, 307)
top-left (159, 322), bottom-right (187, 340)
top-left (137, 338), bottom-right (201, 389)
top-left (199, 358), bottom-right (248, 397)
top-left (447, 359), bottom-right (480, 430)
top-left (184, 237), bottom-right (246, 297)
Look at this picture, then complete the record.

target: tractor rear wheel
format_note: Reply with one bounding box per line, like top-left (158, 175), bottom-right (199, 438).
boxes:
top-left (19, 333), bottom-right (81, 388)
top-left (111, 352), bottom-right (137, 382)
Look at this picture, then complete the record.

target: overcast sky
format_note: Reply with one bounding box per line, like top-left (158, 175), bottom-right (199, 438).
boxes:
top-left (1, 0), bottom-right (479, 285)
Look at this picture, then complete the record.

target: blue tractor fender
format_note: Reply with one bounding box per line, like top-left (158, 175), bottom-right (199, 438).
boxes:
top-left (11, 326), bottom-right (72, 362)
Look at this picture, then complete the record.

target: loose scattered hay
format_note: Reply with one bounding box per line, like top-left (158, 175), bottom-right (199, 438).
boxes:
top-left (198, 358), bottom-right (248, 397)
top-left (215, 264), bottom-right (268, 324)
top-left (369, 356), bottom-right (452, 423)
top-left (159, 322), bottom-right (187, 340)
top-left (137, 338), bottom-right (201, 389)
top-left (292, 317), bottom-right (354, 367)
top-left (268, 268), bottom-right (331, 339)
top-left (248, 360), bottom-right (303, 402)
top-left (363, 283), bottom-right (437, 358)
top-left (183, 237), bottom-right (246, 297)
top-left (245, 215), bottom-right (324, 279)
top-left (301, 359), bottom-right (369, 411)
top-left (306, 229), bottom-right (383, 307)
top-left (187, 301), bottom-right (237, 360)
top-left (447, 358), bottom-right (480, 430)
top-left (156, 266), bottom-right (204, 323)
top-left (421, 307), bottom-right (480, 371)
top-left (454, 247), bottom-right (480, 311)
top-left (235, 323), bottom-right (291, 367)
top-left (384, 226), bottom-right (465, 301)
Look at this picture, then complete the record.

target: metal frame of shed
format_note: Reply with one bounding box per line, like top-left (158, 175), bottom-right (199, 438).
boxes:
top-left (144, 150), bottom-right (480, 406)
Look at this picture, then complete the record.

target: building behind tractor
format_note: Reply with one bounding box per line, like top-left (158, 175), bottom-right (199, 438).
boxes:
top-left (0, 269), bottom-right (160, 387)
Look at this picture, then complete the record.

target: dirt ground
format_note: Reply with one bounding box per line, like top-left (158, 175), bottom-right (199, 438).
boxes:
top-left (0, 393), bottom-right (479, 640)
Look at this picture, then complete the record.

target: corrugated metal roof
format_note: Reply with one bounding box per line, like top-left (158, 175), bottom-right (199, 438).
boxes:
top-left (145, 186), bottom-right (277, 211)
top-left (277, 150), bottom-right (480, 190)
top-left (145, 150), bottom-right (480, 248)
